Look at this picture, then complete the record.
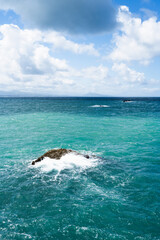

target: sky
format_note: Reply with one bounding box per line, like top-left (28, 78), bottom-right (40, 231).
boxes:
top-left (0, 0), bottom-right (160, 97)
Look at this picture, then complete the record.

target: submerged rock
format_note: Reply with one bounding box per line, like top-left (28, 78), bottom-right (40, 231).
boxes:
top-left (32, 148), bottom-right (89, 165)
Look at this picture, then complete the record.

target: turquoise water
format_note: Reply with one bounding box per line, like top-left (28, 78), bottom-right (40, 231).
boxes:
top-left (0, 97), bottom-right (160, 240)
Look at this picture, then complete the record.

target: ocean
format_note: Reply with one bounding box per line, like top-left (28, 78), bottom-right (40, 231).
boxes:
top-left (0, 97), bottom-right (160, 240)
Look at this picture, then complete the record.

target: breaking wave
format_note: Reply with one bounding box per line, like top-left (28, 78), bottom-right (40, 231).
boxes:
top-left (32, 152), bottom-right (98, 173)
top-left (90, 105), bottom-right (109, 108)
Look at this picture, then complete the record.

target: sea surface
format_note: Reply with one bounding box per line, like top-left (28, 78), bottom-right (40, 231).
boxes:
top-left (0, 97), bottom-right (160, 240)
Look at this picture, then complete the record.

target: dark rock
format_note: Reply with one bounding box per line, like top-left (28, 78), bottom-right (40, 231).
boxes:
top-left (32, 148), bottom-right (89, 165)
top-left (123, 99), bottom-right (131, 102)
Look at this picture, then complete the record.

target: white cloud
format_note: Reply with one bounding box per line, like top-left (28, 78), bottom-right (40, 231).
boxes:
top-left (0, 24), bottom-right (104, 95)
top-left (0, 24), bottom-right (69, 85)
top-left (110, 6), bottom-right (160, 62)
top-left (112, 63), bottom-right (145, 84)
top-left (81, 65), bottom-right (108, 81)
top-left (45, 32), bottom-right (99, 56)
top-left (0, 23), bottom-right (159, 97)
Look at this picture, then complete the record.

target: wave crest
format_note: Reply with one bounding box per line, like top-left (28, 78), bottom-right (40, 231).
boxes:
top-left (90, 105), bottom-right (109, 108)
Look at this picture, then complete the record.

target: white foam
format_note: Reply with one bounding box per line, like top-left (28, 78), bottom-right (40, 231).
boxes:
top-left (90, 105), bottom-right (109, 108)
top-left (33, 152), bottom-right (98, 173)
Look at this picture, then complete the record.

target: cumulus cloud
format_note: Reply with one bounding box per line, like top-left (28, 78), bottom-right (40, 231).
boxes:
top-left (0, 21), bottom-right (159, 97)
top-left (0, 24), bottom-right (71, 94)
top-left (0, 0), bottom-right (117, 34)
top-left (0, 24), bottom-right (106, 95)
top-left (44, 32), bottom-right (99, 56)
top-left (112, 63), bottom-right (145, 84)
top-left (82, 65), bottom-right (108, 81)
top-left (110, 6), bottom-right (160, 62)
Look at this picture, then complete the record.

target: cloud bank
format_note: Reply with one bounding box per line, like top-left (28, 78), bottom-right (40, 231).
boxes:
top-left (0, 0), bottom-right (117, 34)
top-left (0, 23), bottom-right (158, 96)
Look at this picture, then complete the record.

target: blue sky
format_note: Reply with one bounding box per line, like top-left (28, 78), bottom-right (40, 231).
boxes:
top-left (0, 0), bottom-right (160, 96)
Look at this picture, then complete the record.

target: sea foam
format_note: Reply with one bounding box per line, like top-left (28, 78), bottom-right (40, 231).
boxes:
top-left (90, 105), bottom-right (109, 108)
top-left (33, 152), bottom-right (98, 173)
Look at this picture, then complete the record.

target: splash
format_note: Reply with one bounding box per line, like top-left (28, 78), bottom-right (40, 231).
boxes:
top-left (32, 152), bottom-right (98, 173)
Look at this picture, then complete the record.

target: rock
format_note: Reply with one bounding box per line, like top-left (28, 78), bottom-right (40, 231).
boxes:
top-left (32, 148), bottom-right (89, 165)
top-left (123, 99), bottom-right (131, 102)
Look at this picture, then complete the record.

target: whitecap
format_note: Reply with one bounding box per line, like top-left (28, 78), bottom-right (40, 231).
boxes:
top-left (90, 105), bottom-right (109, 108)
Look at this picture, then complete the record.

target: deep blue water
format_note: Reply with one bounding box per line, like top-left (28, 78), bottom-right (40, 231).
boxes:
top-left (0, 97), bottom-right (160, 239)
